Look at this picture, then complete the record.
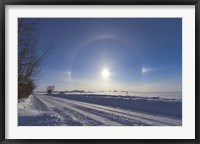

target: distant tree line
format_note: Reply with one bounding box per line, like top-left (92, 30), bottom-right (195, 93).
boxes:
top-left (18, 18), bottom-right (53, 99)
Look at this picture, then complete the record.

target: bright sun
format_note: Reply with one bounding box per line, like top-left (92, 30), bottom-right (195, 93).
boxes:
top-left (101, 68), bottom-right (110, 79)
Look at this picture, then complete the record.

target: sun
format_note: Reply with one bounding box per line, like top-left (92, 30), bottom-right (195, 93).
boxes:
top-left (101, 68), bottom-right (110, 79)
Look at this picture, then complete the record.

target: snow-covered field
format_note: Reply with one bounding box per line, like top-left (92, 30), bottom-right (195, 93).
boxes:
top-left (18, 93), bottom-right (182, 126)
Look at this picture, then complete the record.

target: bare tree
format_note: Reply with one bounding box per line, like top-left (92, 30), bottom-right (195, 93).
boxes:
top-left (47, 85), bottom-right (55, 94)
top-left (18, 18), bottom-right (53, 99)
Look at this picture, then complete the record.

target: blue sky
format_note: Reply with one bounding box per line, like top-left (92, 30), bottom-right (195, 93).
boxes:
top-left (34, 18), bottom-right (182, 92)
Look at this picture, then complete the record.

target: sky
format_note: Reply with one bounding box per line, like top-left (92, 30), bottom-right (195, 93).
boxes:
top-left (32, 18), bottom-right (182, 92)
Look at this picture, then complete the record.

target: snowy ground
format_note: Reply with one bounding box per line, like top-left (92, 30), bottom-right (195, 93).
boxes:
top-left (18, 93), bottom-right (182, 126)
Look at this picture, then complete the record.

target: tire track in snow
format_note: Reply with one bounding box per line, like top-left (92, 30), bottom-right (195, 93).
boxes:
top-left (36, 95), bottom-right (122, 126)
top-left (43, 96), bottom-right (148, 125)
top-left (35, 95), bottom-right (101, 125)
top-left (39, 95), bottom-right (181, 126)
top-left (34, 95), bottom-right (83, 125)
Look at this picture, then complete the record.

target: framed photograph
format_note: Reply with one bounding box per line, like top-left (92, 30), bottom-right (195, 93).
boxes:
top-left (1, 0), bottom-right (199, 143)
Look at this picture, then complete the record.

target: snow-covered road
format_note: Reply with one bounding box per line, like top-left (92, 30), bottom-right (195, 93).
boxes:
top-left (18, 94), bottom-right (182, 126)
